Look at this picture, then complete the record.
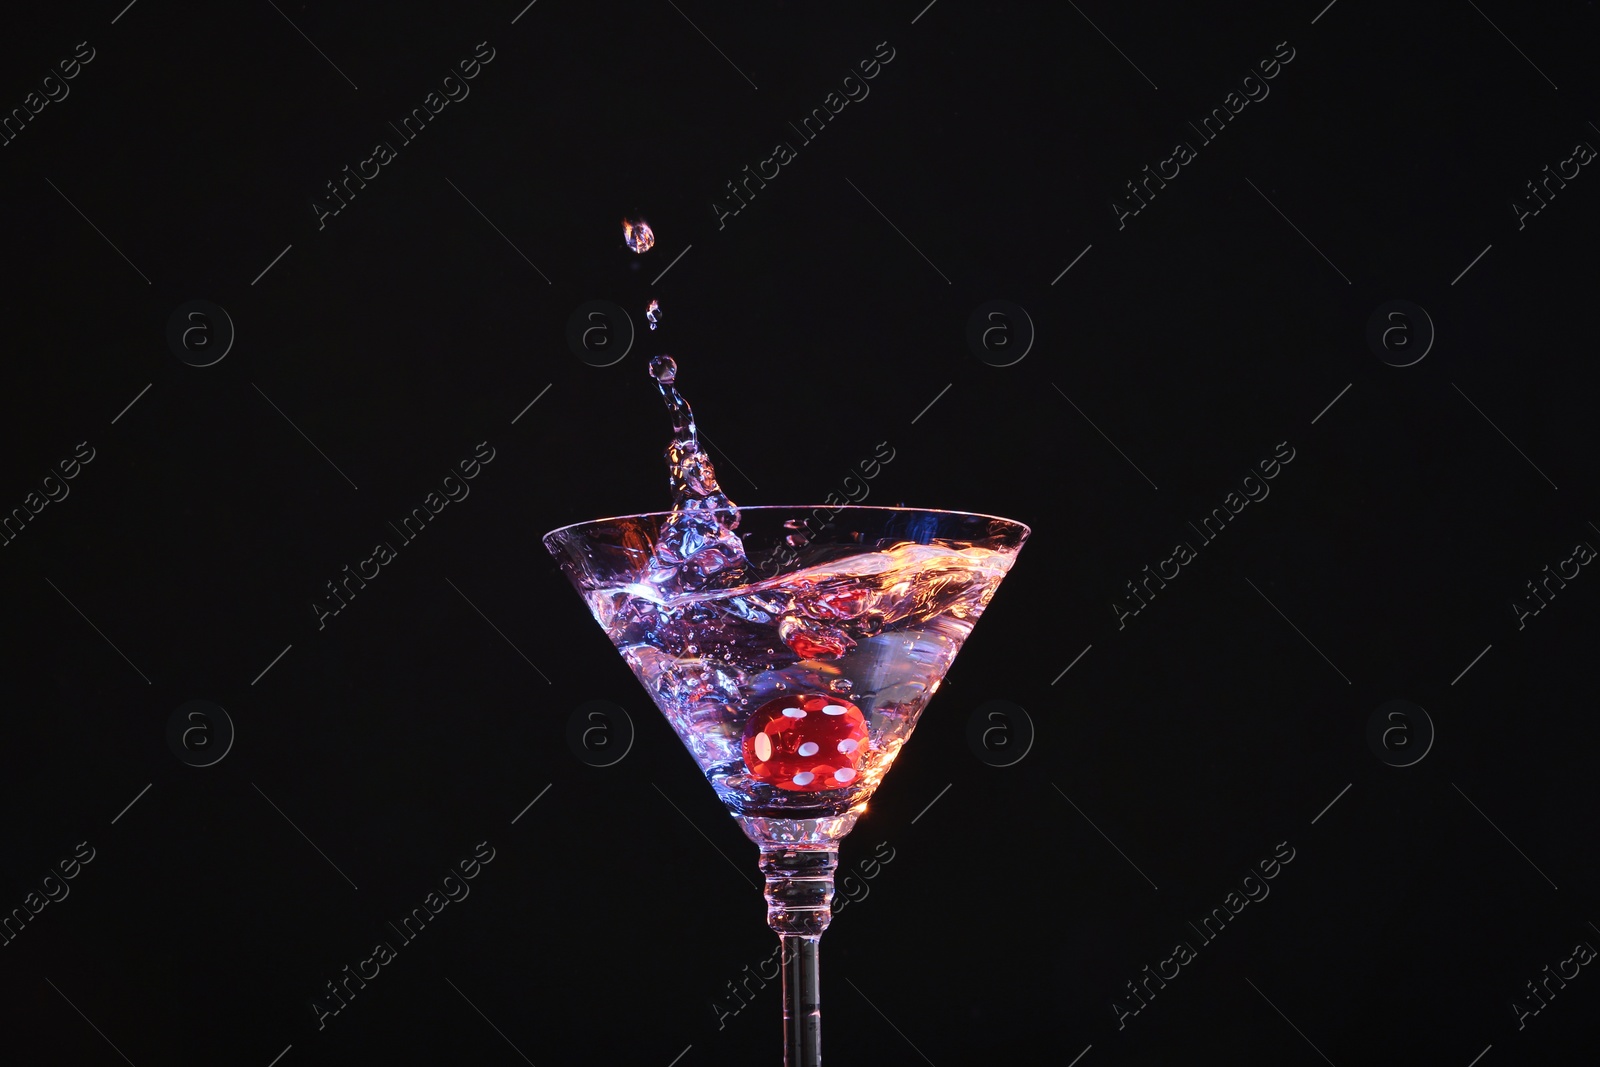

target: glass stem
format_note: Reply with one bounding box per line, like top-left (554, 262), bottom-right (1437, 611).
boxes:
top-left (780, 934), bottom-right (821, 1066)
top-left (759, 846), bottom-right (837, 1067)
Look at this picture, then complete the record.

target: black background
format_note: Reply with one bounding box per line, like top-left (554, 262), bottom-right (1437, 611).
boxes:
top-left (2, 1), bottom-right (1598, 1064)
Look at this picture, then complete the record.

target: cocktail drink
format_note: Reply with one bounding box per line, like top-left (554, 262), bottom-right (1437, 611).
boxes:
top-left (544, 357), bottom-right (1028, 1065)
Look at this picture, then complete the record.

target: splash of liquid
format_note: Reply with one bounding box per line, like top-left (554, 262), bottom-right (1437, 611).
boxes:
top-left (646, 298), bottom-right (662, 330)
top-left (648, 355), bottom-right (746, 588)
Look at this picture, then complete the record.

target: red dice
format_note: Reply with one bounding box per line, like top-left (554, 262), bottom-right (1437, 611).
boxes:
top-left (742, 693), bottom-right (869, 791)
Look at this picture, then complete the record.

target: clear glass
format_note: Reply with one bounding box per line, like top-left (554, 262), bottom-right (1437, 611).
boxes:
top-left (544, 505), bottom-right (1029, 1065)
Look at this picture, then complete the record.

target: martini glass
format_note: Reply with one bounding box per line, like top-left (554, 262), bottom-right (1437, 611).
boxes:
top-left (545, 504), bottom-right (1028, 1065)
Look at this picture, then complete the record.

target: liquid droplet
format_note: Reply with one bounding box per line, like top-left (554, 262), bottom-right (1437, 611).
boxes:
top-left (646, 298), bottom-right (662, 330)
top-left (829, 678), bottom-right (854, 693)
top-left (623, 218), bottom-right (655, 253)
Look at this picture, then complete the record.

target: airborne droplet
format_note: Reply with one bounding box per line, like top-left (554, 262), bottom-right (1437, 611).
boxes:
top-left (623, 218), bottom-right (655, 253)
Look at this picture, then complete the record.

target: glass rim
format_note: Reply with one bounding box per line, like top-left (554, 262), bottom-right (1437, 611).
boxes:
top-left (541, 504), bottom-right (1031, 542)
